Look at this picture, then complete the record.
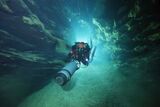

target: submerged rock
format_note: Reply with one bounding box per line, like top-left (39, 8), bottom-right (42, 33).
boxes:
top-left (0, 0), bottom-right (13, 13)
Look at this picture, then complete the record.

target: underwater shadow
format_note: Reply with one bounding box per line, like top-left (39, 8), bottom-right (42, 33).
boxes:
top-left (61, 78), bottom-right (77, 91)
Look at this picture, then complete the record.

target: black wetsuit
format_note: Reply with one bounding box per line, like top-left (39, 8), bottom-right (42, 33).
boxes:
top-left (68, 42), bottom-right (90, 65)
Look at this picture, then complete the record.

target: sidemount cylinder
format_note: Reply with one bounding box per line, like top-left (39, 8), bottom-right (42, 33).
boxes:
top-left (55, 61), bottom-right (79, 85)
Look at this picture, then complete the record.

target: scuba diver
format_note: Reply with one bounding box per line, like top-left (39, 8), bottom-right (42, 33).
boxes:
top-left (55, 41), bottom-right (96, 85)
top-left (68, 42), bottom-right (91, 66)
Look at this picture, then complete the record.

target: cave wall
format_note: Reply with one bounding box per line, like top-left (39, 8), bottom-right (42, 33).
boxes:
top-left (0, 0), bottom-right (69, 107)
top-left (94, 0), bottom-right (160, 60)
top-left (0, 0), bottom-right (69, 75)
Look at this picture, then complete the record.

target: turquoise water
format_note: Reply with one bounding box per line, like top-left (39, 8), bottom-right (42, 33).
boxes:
top-left (0, 0), bottom-right (160, 107)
